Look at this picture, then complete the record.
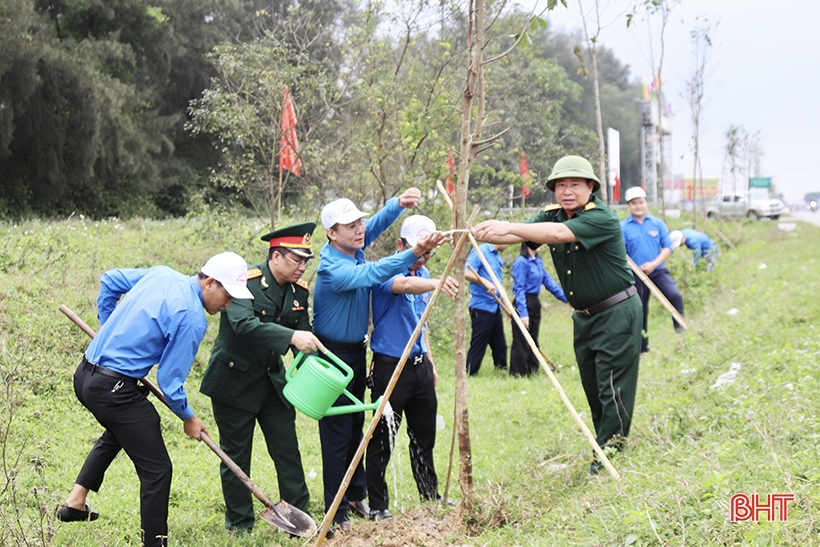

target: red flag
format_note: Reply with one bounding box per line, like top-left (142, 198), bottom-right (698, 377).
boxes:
top-left (519, 149), bottom-right (530, 183)
top-left (445, 150), bottom-right (456, 194)
top-left (522, 185), bottom-right (531, 198)
top-left (613, 173), bottom-right (621, 202)
top-left (280, 86), bottom-right (301, 176)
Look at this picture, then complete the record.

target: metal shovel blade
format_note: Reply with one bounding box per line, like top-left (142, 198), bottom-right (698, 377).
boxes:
top-left (260, 501), bottom-right (317, 538)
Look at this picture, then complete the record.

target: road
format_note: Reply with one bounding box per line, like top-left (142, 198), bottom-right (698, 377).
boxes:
top-left (785, 210), bottom-right (820, 227)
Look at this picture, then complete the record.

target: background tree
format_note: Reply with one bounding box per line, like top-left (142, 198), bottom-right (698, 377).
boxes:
top-left (684, 16), bottom-right (715, 219)
top-left (629, 0), bottom-right (678, 213)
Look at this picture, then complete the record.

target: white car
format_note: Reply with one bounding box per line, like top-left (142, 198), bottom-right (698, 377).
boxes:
top-left (705, 193), bottom-right (785, 221)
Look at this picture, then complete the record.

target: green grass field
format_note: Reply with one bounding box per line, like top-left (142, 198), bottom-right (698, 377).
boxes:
top-left (1, 212), bottom-right (818, 546)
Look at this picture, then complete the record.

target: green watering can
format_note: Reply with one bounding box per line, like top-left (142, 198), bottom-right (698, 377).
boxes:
top-left (283, 350), bottom-right (381, 420)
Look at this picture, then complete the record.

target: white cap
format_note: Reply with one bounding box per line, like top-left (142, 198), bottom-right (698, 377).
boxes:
top-left (669, 230), bottom-right (684, 248)
top-left (201, 252), bottom-right (254, 299)
top-left (625, 186), bottom-right (647, 202)
top-left (321, 198), bottom-right (369, 229)
top-left (400, 215), bottom-right (436, 246)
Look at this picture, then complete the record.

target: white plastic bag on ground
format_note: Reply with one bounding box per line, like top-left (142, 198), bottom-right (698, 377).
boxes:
top-left (712, 363), bottom-right (741, 388)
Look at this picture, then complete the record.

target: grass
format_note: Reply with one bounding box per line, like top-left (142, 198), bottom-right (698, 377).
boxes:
top-left (1, 211), bottom-right (818, 546)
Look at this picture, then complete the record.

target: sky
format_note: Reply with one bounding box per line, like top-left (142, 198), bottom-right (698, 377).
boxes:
top-left (515, 0), bottom-right (820, 203)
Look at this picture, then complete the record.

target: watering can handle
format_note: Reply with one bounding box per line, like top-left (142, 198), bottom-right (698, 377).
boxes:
top-left (285, 349), bottom-right (355, 383)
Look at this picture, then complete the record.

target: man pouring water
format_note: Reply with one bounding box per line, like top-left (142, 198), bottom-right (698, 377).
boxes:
top-left (365, 215), bottom-right (458, 520)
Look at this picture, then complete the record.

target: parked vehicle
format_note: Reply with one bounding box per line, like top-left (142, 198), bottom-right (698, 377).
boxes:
top-left (705, 193), bottom-right (785, 221)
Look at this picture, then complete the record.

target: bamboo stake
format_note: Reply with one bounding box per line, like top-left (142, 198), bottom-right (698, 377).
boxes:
top-left (705, 218), bottom-right (736, 250)
top-left (434, 181), bottom-right (618, 478)
top-left (313, 205), bottom-right (481, 546)
top-left (625, 256), bottom-right (688, 329)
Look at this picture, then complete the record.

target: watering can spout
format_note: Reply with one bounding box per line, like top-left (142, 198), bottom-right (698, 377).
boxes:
top-left (324, 395), bottom-right (382, 416)
top-left (283, 350), bottom-right (381, 419)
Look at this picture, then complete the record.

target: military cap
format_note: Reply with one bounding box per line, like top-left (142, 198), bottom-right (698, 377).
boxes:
top-left (261, 222), bottom-right (316, 258)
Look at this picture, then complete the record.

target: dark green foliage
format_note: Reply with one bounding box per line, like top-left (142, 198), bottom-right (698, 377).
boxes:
top-left (2, 0), bottom-right (646, 220)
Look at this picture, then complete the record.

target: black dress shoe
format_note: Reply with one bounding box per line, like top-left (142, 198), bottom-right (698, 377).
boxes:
top-left (589, 460), bottom-right (604, 476)
top-left (56, 504), bottom-right (99, 522)
top-left (370, 508), bottom-right (392, 521)
top-left (348, 499), bottom-right (371, 519)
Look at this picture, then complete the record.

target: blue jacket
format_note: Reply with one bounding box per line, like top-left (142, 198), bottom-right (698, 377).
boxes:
top-left (512, 254), bottom-right (567, 318)
top-left (313, 197), bottom-right (417, 343)
top-left (370, 266), bottom-right (430, 358)
top-left (466, 243), bottom-right (504, 313)
top-left (621, 214), bottom-right (673, 269)
top-left (86, 266), bottom-right (206, 419)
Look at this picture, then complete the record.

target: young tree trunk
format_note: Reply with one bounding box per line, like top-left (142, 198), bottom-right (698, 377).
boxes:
top-left (452, 0), bottom-right (492, 499)
top-left (590, 48), bottom-right (608, 203)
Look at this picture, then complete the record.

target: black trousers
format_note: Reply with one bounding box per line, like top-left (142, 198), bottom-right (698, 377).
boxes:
top-left (73, 358), bottom-right (172, 547)
top-left (634, 268), bottom-right (685, 352)
top-left (510, 293), bottom-right (542, 377)
top-left (366, 353), bottom-right (438, 511)
top-left (317, 344), bottom-right (368, 523)
top-left (466, 308), bottom-right (507, 375)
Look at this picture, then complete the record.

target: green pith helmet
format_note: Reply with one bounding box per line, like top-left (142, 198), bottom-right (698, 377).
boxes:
top-left (546, 155), bottom-right (601, 192)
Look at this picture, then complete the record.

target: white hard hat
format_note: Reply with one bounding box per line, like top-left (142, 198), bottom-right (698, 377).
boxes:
top-left (625, 186), bottom-right (647, 202)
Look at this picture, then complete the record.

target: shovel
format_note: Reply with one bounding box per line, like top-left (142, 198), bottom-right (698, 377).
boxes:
top-left (58, 304), bottom-right (318, 538)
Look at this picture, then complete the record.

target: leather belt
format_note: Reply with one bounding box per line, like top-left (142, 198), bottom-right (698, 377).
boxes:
top-left (82, 357), bottom-right (138, 383)
top-left (576, 286), bottom-right (637, 318)
top-left (374, 353), bottom-right (426, 366)
top-left (318, 336), bottom-right (368, 352)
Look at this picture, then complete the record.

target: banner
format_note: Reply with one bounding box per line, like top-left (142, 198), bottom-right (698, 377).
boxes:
top-left (280, 86), bottom-right (302, 176)
top-left (607, 128), bottom-right (621, 202)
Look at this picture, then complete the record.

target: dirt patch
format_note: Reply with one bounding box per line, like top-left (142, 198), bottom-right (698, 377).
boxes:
top-left (327, 504), bottom-right (466, 547)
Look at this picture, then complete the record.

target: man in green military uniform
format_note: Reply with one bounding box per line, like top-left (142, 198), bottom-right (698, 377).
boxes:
top-left (201, 222), bottom-right (326, 532)
top-left (473, 155), bottom-right (642, 474)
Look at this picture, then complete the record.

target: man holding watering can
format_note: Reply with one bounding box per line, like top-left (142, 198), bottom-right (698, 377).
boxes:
top-left (201, 223), bottom-right (325, 534)
top-left (313, 192), bottom-right (445, 528)
top-left (365, 215), bottom-right (458, 520)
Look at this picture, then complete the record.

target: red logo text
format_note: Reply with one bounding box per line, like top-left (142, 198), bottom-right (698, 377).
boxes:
top-left (730, 493), bottom-right (794, 522)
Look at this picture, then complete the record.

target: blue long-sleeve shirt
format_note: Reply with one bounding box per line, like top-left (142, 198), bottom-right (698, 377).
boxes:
top-left (85, 266), bottom-right (206, 420)
top-left (313, 197), bottom-right (418, 343)
top-left (621, 214), bottom-right (674, 269)
top-left (466, 243), bottom-right (504, 313)
top-left (511, 254), bottom-right (567, 317)
top-left (681, 228), bottom-right (717, 260)
top-left (370, 266), bottom-right (430, 358)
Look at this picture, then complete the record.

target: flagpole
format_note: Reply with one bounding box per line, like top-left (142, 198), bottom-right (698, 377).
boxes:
top-left (277, 161), bottom-right (283, 228)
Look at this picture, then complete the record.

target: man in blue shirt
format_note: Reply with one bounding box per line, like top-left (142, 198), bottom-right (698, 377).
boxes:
top-left (58, 252), bottom-right (254, 546)
top-left (464, 242), bottom-right (509, 375)
top-left (365, 215), bottom-right (458, 520)
top-left (510, 243), bottom-right (568, 376)
top-left (312, 192), bottom-right (445, 528)
top-left (670, 228), bottom-right (719, 271)
top-left (621, 187), bottom-right (685, 353)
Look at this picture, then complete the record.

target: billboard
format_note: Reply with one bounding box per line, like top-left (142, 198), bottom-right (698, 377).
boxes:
top-left (684, 178), bottom-right (719, 200)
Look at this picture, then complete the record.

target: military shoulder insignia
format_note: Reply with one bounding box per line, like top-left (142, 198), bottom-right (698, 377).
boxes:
top-left (296, 279), bottom-right (309, 290)
top-left (544, 203), bottom-right (562, 212)
top-left (247, 268), bottom-right (263, 279)
top-left (584, 202), bottom-right (597, 211)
